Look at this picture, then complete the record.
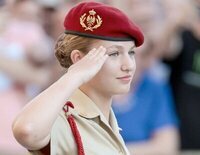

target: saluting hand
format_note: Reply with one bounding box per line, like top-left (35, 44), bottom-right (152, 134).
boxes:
top-left (67, 46), bottom-right (108, 85)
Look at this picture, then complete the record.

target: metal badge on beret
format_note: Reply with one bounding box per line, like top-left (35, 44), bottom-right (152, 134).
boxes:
top-left (80, 9), bottom-right (103, 31)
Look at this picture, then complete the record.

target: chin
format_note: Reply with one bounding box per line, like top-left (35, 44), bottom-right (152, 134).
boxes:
top-left (119, 89), bottom-right (130, 94)
top-left (113, 86), bottom-right (131, 95)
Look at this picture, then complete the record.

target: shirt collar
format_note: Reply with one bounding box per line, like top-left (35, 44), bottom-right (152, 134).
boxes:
top-left (68, 89), bottom-right (121, 133)
top-left (109, 109), bottom-right (122, 132)
top-left (68, 89), bottom-right (101, 118)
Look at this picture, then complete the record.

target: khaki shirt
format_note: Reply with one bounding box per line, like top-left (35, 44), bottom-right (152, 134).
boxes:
top-left (29, 89), bottom-right (129, 155)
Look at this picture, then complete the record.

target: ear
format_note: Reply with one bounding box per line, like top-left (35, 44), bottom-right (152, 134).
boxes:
top-left (70, 50), bottom-right (84, 64)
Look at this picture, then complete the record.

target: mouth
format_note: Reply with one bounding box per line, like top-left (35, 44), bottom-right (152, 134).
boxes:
top-left (116, 75), bottom-right (132, 82)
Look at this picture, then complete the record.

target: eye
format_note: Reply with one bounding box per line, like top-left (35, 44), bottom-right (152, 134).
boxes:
top-left (108, 51), bottom-right (119, 57)
top-left (128, 50), bottom-right (135, 56)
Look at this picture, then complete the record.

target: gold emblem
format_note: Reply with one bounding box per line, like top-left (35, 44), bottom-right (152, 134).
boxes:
top-left (80, 9), bottom-right (102, 31)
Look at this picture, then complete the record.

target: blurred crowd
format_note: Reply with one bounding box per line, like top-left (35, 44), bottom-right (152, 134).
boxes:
top-left (0, 0), bottom-right (200, 155)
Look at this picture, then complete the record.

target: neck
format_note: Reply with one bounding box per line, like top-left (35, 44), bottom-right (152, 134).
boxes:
top-left (80, 85), bottom-right (112, 121)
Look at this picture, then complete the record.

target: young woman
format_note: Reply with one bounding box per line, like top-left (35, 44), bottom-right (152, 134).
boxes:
top-left (12, 2), bottom-right (144, 155)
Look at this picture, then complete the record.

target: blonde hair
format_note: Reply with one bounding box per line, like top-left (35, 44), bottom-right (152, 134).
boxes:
top-left (55, 34), bottom-right (96, 68)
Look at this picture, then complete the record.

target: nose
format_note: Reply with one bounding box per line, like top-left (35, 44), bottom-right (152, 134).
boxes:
top-left (121, 55), bottom-right (136, 72)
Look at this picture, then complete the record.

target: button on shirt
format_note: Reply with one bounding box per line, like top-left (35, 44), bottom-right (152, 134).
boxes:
top-left (29, 89), bottom-right (129, 155)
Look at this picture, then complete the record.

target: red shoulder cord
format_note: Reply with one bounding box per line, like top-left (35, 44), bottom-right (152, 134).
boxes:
top-left (63, 101), bottom-right (85, 155)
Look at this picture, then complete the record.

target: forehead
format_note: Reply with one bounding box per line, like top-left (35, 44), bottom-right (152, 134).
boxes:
top-left (91, 40), bottom-right (135, 49)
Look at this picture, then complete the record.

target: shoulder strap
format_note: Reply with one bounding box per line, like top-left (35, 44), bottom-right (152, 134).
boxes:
top-left (63, 101), bottom-right (85, 155)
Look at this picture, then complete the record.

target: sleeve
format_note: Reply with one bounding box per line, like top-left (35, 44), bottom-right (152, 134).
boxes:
top-left (50, 114), bottom-right (74, 155)
top-left (28, 142), bottom-right (50, 155)
top-left (148, 83), bottom-right (179, 132)
top-left (27, 115), bottom-right (68, 155)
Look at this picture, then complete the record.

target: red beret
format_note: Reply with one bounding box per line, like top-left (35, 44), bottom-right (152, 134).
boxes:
top-left (64, 2), bottom-right (144, 47)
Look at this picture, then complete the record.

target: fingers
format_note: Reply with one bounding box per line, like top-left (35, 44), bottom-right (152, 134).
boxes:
top-left (85, 48), bottom-right (96, 58)
top-left (96, 47), bottom-right (108, 63)
top-left (95, 46), bottom-right (107, 58)
top-left (86, 46), bottom-right (107, 60)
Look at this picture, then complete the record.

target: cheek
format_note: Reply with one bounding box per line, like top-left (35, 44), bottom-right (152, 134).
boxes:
top-left (132, 57), bottom-right (136, 68)
top-left (133, 61), bottom-right (136, 75)
top-left (98, 67), bottom-right (112, 79)
top-left (95, 61), bottom-right (117, 80)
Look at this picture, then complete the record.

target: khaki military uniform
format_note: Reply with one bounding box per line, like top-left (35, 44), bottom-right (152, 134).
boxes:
top-left (29, 89), bottom-right (130, 155)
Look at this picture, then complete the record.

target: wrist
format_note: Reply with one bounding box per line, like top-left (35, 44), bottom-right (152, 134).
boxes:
top-left (62, 71), bottom-right (83, 88)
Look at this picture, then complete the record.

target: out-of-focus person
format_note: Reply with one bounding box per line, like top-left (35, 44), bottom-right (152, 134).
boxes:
top-left (111, 0), bottom-right (186, 154)
top-left (113, 37), bottom-right (180, 155)
top-left (0, 0), bottom-right (53, 154)
top-left (165, 0), bottom-right (200, 150)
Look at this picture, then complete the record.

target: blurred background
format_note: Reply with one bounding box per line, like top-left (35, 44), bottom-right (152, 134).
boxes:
top-left (0, 0), bottom-right (200, 155)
